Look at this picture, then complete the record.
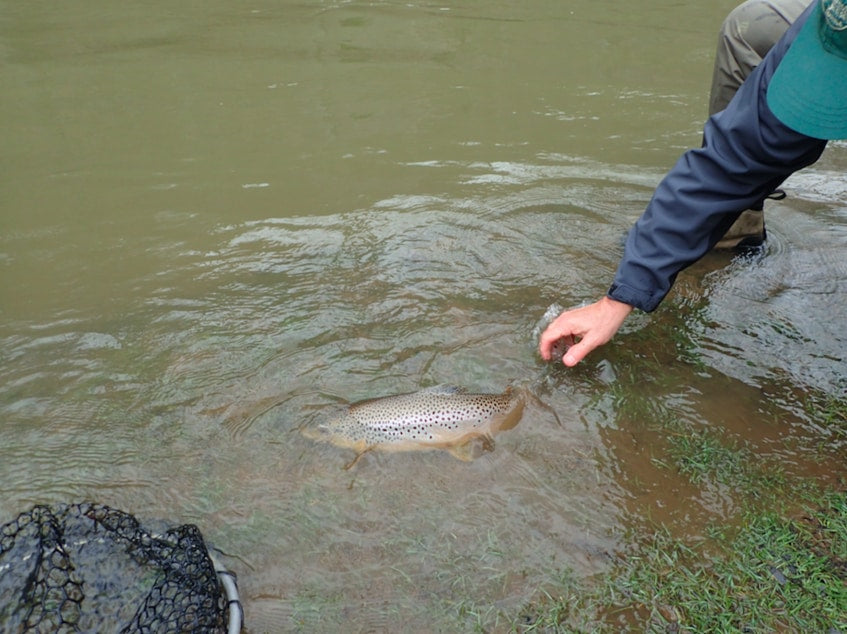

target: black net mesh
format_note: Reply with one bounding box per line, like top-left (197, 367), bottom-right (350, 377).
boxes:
top-left (0, 503), bottom-right (230, 633)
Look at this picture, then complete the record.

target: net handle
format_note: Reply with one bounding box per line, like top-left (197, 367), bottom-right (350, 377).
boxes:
top-left (209, 553), bottom-right (243, 634)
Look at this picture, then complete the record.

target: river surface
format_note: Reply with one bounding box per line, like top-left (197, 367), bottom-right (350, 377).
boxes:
top-left (1, 1), bottom-right (845, 631)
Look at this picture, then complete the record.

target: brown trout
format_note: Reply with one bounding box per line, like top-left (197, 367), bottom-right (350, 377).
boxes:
top-left (302, 385), bottom-right (525, 462)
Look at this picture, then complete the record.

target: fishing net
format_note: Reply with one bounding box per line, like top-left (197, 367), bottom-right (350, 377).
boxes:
top-left (0, 503), bottom-right (241, 633)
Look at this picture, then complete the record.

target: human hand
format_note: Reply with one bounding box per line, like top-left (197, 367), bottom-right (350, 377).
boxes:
top-left (538, 296), bottom-right (633, 366)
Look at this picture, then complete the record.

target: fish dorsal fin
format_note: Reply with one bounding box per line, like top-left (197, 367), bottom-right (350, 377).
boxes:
top-left (420, 384), bottom-right (468, 396)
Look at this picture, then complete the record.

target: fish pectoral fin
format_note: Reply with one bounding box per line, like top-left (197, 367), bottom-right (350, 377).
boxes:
top-left (343, 446), bottom-right (375, 470)
top-left (447, 435), bottom-right (495, 461)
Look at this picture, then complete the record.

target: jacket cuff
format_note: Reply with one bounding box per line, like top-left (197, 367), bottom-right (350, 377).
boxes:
top-left (607, 282), bottom-right (663, 313)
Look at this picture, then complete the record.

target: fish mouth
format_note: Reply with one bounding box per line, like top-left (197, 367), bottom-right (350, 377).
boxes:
top-left (299, 423), bottom-right (331, 440)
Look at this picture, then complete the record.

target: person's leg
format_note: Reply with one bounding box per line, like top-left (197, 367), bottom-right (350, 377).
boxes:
top-left (709, 0), bottom-right (810, 249)
top-left (709, 0), bottom-right (810, 116)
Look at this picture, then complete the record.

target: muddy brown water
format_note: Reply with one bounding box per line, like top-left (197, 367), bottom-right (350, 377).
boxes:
top-left (1, 1), bottom-right (845, 630)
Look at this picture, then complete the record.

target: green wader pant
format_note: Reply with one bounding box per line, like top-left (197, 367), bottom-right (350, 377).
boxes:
top-left (708, 0), bottom-right (810, 249)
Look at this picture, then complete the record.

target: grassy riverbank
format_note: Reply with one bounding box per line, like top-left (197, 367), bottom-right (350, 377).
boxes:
top-left (517, 390), bottom-right (846, 633)
top-left (521, 488), bottom-right (845, 632)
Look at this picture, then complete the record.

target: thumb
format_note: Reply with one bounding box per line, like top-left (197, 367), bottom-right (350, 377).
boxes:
top-left (562, 338), bottom-right (596, 367)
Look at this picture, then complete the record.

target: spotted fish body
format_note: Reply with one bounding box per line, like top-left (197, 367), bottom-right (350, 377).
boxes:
top-left (303, 385), bottom-right (525, 460)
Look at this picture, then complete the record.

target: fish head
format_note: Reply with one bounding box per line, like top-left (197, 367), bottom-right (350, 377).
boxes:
top-left (300, 410), bottom-right (347, 441)
top-left (300, 420), bottom-right (332, 442)
top-left (300, 412), bottom-right (370, 452)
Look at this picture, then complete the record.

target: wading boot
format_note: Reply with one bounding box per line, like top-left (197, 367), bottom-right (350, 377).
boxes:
top-left (714, 208), bottom-right (766, 249)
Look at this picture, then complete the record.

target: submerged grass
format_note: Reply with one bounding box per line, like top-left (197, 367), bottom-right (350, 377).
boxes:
top-left (663, 427), bottom-right (790, 498)
top-left (516, 387), bottom-right (847, 633)
top-left (807, 390), bottom-right (847, 441)
top-left (520, 488), bottom-right (847, 633)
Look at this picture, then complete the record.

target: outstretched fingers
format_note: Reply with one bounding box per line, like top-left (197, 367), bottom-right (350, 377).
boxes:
top-left (538, 296), bottom-right (634, 366)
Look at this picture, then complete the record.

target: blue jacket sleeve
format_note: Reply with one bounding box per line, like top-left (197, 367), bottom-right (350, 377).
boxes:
top-left (608, 5), bottom-right (826, 313)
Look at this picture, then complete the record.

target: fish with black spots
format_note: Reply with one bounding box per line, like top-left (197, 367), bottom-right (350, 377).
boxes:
top-left (302, 385), bottom-right (525, 466)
